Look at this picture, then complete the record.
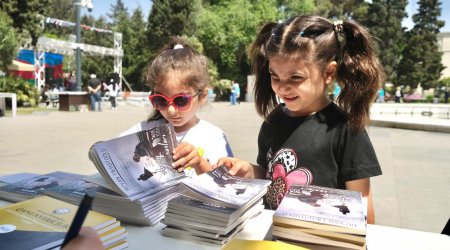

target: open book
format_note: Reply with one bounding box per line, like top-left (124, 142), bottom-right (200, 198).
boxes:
top-left (88, 123), bottom-right (184, 200)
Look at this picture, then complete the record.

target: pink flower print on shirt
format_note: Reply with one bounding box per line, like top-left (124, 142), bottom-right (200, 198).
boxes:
top-left (265, 148), bottom-right (313, 209)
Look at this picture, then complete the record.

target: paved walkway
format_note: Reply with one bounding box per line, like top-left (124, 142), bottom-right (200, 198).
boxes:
top-left (0, 102), bottom-right (449, 234)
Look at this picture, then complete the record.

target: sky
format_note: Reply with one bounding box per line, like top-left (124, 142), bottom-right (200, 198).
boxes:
top-left (83, 0), bottom-right (152, 21)
top-left (84, 0), bottom-right (450, 32)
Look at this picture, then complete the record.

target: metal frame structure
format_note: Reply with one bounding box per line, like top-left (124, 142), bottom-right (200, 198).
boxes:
top-left (34, 34), bottom-right (123, 91)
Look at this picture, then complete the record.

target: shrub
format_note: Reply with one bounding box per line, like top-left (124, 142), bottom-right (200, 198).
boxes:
top-left (0, 77), bottom-right (39, 107)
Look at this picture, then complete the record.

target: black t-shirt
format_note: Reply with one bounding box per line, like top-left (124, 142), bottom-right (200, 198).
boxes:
top-left (88, 78), bottom-right (101, 90)
top-left (257, 103), bottom-right (382, 209)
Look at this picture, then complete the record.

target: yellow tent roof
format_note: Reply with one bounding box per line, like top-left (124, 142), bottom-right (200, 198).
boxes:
top-left (7, 60), bottom-right (35, 72)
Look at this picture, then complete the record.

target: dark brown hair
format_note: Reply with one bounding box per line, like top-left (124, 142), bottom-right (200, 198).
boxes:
top-left (249, 15), bottom-right (384, 132)
top-left (146, 37), bottom-right (209, 120)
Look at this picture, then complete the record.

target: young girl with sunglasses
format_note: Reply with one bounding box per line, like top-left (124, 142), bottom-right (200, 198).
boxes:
top-left (216, 15), bottom-right (383, 223)
top-left (121, 37), bottom-right (233, 175)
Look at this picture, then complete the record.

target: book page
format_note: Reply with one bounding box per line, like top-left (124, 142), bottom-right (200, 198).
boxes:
top-left (91, 123), bottom-right (184, 197)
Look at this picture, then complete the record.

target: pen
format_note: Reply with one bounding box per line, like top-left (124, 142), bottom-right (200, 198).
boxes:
top-left (61, 189), bottom-right (96, 248)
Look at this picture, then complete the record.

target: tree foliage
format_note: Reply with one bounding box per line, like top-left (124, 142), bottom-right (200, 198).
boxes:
top-left (315, 0), bottom-right (369, 21)
top-left (120, 9), bottom-right (149, 91)
top-left (108, 0), bottom-right (128, 26)
top-left (198, 0), bottom-right (279, 82)
top-left (365, 0), bottom-right (408, 84)
top-left (0, 10), bottom-right (19, 72)
top-left (146, 0), bottom-right (199, 52)
top-left (1, 0), bottom-right (447, 94)
top-left (397, 0), bottom-right (445, 89)
top-left (79, 15), bottom-right (114, 88)
top-left (0, 0), bottom-right (49, 45)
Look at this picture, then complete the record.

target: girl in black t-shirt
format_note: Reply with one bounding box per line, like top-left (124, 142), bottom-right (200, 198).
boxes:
top-left (215, 15), bottom-right (384, 224)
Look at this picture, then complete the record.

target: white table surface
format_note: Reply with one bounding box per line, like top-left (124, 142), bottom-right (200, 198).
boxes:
top-left (1, 200), bottom-right (449, 250)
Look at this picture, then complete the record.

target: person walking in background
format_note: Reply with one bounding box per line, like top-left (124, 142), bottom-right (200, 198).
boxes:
top-left (234, 80), bottom-right (241, 105)
top-left (88, 74), bottom-right (102, 111)
top-left (67, 72), bottom-right (77, 91)
top-left (216, 15), bottom-right (383, 224)
top-left (103, 79), bottom-right (120, 110)
top-left (377, 86), bottom-right (385, 103)
top-left (229, 80), bottom-right (238, 105)
top-left (120, 37), bottom-right (233, 175)
top-left (395, 86), bottom-right (402, 103)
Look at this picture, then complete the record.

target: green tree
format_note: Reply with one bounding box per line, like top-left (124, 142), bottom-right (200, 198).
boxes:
top-left (278, 0), bottom-right (316, 19)
top-left (0, 0), bottom-right (50, 45)
top-left (146, 0), bottom-right (199, 52)
top-left (315, 0), bottom-right (369, 21)
top-left (0, 10), bottom-right (19, 72)
top-left (44, 0), bottom-right (76, 39)
top-left (119, 9), bottom-right (149, 91)
top-left (108, 0), bottom-right (128, 26)
top-left (79, 15), bottom-right (114, 87)
top-left (198, 0), bottom-right (278, 81)
top-left (397, 0), bottom-right (445, 89)
top-left (365, 0), bottom-right (407, 83)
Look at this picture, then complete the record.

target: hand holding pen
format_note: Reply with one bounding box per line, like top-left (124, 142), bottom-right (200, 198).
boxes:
top-left (61, 190), bottom-right (103, 249)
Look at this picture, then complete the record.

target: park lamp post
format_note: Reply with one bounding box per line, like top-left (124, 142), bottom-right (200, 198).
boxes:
top-left (74, 0), bottom-right (93, 91)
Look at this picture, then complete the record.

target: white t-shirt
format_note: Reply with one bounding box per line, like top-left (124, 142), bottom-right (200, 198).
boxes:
top-left (104, 83), bottom-right (120, 97)
top-left (120, 119), bottom-right (234, 166)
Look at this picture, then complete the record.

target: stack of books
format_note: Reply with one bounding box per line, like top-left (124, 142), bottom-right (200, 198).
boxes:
top-left (161, 165), bottom-right (270, 245)
top-left (272, 184), bottom-right (367, 250)
top-left (88, 123), bottom-right (184, 225)
top-left (0, 171), bottom-right (90, 202)
top-left (0, 195), bottom-right (128, 250)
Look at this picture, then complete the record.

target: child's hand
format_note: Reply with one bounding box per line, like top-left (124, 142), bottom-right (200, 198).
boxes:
top-left (214, 157), bottom-right (258, 178)
top-left (172, 142), bottom-right (209, 174)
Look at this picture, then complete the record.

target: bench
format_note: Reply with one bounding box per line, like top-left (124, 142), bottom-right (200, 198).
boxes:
top-left (0, 93), bottom-right (17, 118)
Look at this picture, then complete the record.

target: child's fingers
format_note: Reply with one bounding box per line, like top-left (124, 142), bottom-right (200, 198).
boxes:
top-left (215, 157), bottom-right (233, 169)
top-left (172, 147), bottom-right (200, 172)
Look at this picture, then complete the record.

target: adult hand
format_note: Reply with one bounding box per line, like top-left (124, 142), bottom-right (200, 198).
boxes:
top-left (62, 227), bottom-right (104, 250)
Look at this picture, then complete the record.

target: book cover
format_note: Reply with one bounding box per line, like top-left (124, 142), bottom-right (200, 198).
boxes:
top-left (0, 172), bottom-right (40, 184)
top-left (223, 239), bottom-right (309, 250)
top-left (180, 165), bottom-right (270, 208)
top-left (273, 184), bottom-right (366, 234)
top-left (44, 178), bottom-right (100, 205)
top-left (0, 172), bottom-right (86, 202)
top-left (0, 196), bottom-right (117, 250)
top-left (89, 123), bottom-right (184, 198)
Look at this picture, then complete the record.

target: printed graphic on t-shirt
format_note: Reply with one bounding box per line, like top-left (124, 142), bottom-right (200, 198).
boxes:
top-left (265, 148), bottom-right (313, 209)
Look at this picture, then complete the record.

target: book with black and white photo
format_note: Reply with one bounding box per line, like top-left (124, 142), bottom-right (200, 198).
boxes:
top-left (89, 123), bottom-right (183, 199)
top-left (0, 171), bottom-right (86, 203)
top-left (272, 184), bottom-right (367, 249)
top-left (88, 123), bottom-right (185, 225)
top-left (180, 165), bottom-right (270, 208)
top-left (161, 166), bottom-right (270, 245)
top-left (44, 178), bottom-right (100, 205)
top-left (0, 172), bottom-right (40, 186)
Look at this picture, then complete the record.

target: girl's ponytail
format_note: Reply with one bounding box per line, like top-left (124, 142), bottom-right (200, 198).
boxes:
top-left (336, 20), bottom-right (384, 132)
